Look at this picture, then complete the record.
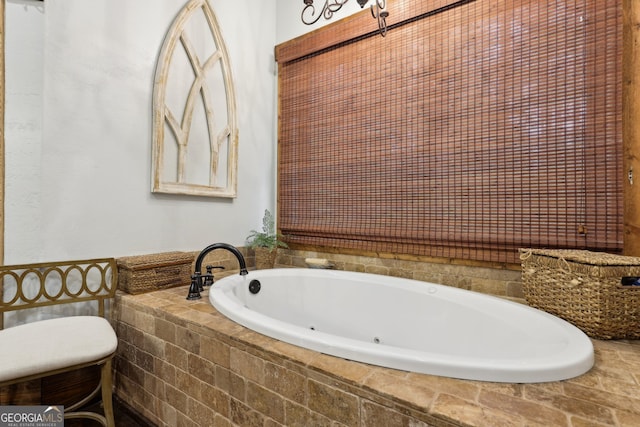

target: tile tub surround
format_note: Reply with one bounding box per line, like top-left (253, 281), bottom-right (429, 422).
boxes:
top-left (274, 249), bottom-right (525, 301)
top-left (114, 286), bottom-right (640, 427)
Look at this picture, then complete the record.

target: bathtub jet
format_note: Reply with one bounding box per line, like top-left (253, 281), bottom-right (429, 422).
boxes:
top-left (209, 268), bottom-right (594, 383)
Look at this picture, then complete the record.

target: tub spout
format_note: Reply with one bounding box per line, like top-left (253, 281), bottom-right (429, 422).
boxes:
top-left (187, 243), bottom-right (249, 300)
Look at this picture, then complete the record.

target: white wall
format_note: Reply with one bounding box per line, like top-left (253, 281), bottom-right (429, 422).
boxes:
top-left (5, 1), bottom-right (45, 264)
top-left (5, 0), bottom-right (278, 263)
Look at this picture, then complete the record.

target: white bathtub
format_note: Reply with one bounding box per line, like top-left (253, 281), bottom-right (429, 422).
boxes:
top-left (209, 268), bottom-right (593, 383)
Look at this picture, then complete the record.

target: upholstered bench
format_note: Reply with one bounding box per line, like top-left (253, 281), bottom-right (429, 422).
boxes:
top-left (0, 316), bottom-right (117, 382)
top-left (0, 259), bottom-right (117, 427)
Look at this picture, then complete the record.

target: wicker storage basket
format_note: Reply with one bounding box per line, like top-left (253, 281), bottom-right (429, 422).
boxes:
top-left (520, 249), bottom-right (640, 339)
top-left (117, 251), bottom-right (194, 294)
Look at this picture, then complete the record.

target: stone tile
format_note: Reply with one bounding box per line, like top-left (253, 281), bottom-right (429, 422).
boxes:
top-left (119, 321), bottom-right (144, 346)
top-left (179, 308), bottom-right (216, 325)
top-left (175, 325), bottom-right (201, 354)
top-left (267, 340), bottom-right (319, 366)
top-left (566, 370), bottom-right (602, 389)
top-left (365, 265), bottom-right (390, 275)
top-left (478, 389), bottom-right (568, 426)
top-left (116, 338), bottom-right (136, 364)
top-left (615, 408), bottom-right (640, 427)
top-left (524, 385), bottom-right (615, 425)
top-left (361, 400), bottom-right (431, 427)
top-left (201, 382), bottom-right (230, 418)
top-left (430, 393), bottom-right (524, 427)
top-left (164, 383), bottom-right (188, 414)
top-left (236, 328), bottom-right (281, 352)
top-left (364, 370), bottom-right (435, 410)
top-left (616, 346), bottom-right (640, 364)
top-left (204, 315), bottom-right (246, 337)
top-left (144, 372), bottom-right (164, 400)
top-left (479, 382), bottom-right (523, 398)
top-left (594, 354), bottom-right (638, 376)
top-left (190, 300), bottom-right (217, 314)
top-left (135, 294), bottom-right (171, 309)
top-left (229, 370), bottom-right (246, 402)
top-left (158, 401), bottom-right (177, 427)
top-left (246, 382), bottom-right (286, 423)
top-left (343, 262), bottom-right (365, 272)
top-left (307, 379), bottom-right (359, 425)
top-left (264, 362), bottom-right (307, 404)
top-left (175, 368), bottom-right (200, 400)
top-left (594, 340), bottom-right (638, 353)
top-left (407, 373), bottom-right (481, 403)
top-left (114, 376), bottom-right (136, 405)
top-left (441, 276), bottom-right (472, 290)
top-left (413, 270), bottom-right (444, 284)
top-left (215, 366), bottom-right (232, 393)
top-left (137, 396), bottom-right (159, 427)
top-left (284, 400), bottom-right (335, 427)
top-left (127, 363), bottom-right (146, 387)
top-left (469, 278), bottom-right (506, 296)
top-left (505, 281), bottom-right (524, 298)
top-left (134, 311), bottom-right (156, 334)
top-left (187, 397), bottom-right (216, 427)
top-left (175, 411), bottom-right (199, 427)
top-left (563, 382), bottom-right (640, 415)
top-left (216, 414), bottom-right (238, 427)
top-left (599, 373), bottom-right (640, 397)
top-left (118, 303), bottom-right (137, 326)
top-left (523, 381), bottom-right (565, 397)
top-left (141, 333), bottom-right (165, 358)
top-left (155, 359), bottom-right (176, 387)
top-left (569, 416), bottom-right (614, 427)
top-left (189, 353), bottom-right (216, 385)
top-left (230, 347), bottom-right (265, 385)
top-left (165, 342), bottom-right (189, 371)
top-left (388, 268), bottom-right (414, 279)
top-left (230, 398), bottom-right (265, 427)
top-left (155, 317), bottom-right (176, 343)
top-left (309, 352), bottom-right (374, 385)
top-left (160, 303), bottom-right (193, 317)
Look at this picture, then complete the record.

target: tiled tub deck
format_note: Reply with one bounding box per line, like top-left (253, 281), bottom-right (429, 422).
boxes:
top-left (114, 286), bottom-right (640, 427)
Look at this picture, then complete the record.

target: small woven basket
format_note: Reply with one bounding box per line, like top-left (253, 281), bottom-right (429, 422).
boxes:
top-left (117, 251), bottom-right (194, 294)
top-left (520, 249), bottom-right (640, 339)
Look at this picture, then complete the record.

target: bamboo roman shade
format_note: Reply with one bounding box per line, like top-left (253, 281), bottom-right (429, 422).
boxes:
top-left (276, 0), bottom-right (622, 264)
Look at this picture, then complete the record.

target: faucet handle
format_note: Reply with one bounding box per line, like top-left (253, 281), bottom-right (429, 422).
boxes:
top-left (187, 274), bottom-right (202, 300)
top-left (203, 265), bottom-right (225, 287)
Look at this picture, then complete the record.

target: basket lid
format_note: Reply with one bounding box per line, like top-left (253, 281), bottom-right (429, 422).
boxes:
top-left (520, 248), bottom-right (640, 267)
top-left (117, 251), bottom-right (194, 270)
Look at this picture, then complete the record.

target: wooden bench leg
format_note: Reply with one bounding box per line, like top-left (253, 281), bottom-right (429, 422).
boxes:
top-left (101, 358), bottom-right (115, 427)
top-left (63, 356), bottom-right (115, 427)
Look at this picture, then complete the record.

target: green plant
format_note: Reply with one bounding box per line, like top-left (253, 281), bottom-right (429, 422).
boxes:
top-left (246, 209), bottom-right (289, 250)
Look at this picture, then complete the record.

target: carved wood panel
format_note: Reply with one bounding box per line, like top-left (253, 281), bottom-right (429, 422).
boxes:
top-left (152, 0), bottom-right (238, 198)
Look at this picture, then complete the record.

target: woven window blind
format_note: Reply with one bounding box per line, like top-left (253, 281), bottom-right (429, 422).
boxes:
top-left (276, 0), bottom-right (622, 264)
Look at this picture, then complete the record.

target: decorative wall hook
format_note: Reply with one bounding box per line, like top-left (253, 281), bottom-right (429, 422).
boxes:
top-left (302, 0), bottom-right (388, 37)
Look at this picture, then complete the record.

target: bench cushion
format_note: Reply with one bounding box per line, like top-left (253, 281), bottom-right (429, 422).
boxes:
top-left (0, 316), bottom-right (117, 382)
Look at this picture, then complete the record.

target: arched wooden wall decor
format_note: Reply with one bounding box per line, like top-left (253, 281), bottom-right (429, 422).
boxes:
top-left (152, 0), bottom-right (238, 198)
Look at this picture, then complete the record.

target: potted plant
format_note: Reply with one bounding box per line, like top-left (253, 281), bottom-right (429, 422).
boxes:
top-left (245, 209), bottom-right (288, 269)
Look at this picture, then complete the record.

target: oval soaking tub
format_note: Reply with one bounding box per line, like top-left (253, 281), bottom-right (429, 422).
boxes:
top-left (209, 268), bottom-right (593, 383)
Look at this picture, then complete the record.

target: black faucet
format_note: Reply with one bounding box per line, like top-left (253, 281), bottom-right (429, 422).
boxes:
top-left (187, 243), bottom-right (249, 300)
